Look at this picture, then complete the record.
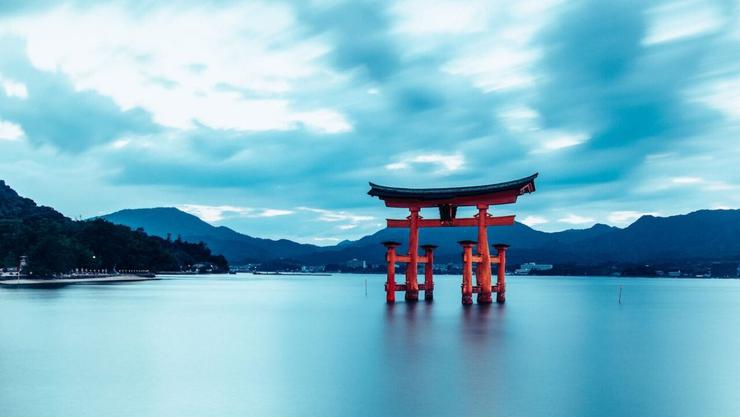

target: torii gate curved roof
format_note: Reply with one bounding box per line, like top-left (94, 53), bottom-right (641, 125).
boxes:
top-left (368, 173), bottom-right (537, 208)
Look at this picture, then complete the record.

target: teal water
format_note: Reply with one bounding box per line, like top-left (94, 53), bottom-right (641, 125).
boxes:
top-left (1, 274), bottom-right (740, 417)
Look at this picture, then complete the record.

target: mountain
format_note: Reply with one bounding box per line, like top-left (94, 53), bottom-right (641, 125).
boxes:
top-left (101, 205), bottom-right (740, 268)
top-left (574, 210), bottom-right (740, 263)
top-left (315, 210), bottom-right (740, 266)
top-left (294, 221), bottom-right (619, 265)
top-left (101, 208), bottom-right (320, 263)
top-left (0, 181), bottom-right (228, 274)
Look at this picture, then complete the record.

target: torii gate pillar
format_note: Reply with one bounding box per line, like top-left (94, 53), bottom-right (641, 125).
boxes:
top-left (404, 208), bottom-right (420, 301)
top-left (476, 204), bottom-right (493, 304)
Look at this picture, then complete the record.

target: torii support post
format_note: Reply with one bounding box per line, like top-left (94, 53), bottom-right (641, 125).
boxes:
top-left (459, 240), bottom-right (476, 305)
top-left (383, 241), bottom-right (400, 303)
top-left (494, 244), bottom-right (509, 304)
top-left (476, 204), bottom-right (493, 304)
top-left (421, 244), bottom-right (437, 301)
top-left (405, 208), bottom-right (420, 302)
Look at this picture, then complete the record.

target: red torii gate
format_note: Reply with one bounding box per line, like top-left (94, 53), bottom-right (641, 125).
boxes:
top-left (368, 173), bottom-right (537, 305)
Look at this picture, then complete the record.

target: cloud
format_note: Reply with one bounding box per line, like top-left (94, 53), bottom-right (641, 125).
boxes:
top-left (498, 106), bottom-right (540, 133)
top-left (434, 0), bottom-right (558, 93)
top-left (178, 204), bottom-right (253, 222)
top-left (443, 46), bottom-right (540, 92)
top-left (294, 109), bottom-right (353, 134)
top-left (0, 38), bottom-right (159, 152)
top-left (1, 75), bottom-right (27, 98)
top-left (608, 211), bottom-right (659, 225)
top-left (643, 0), bottom-right (724, 45)
top-left (298, 207), bottom-right (374, 223)
top-left (110, 139), bottom-right (130, 150)
top-left (259, 209), bottom-right (293, 217)
top-left (0, 119), bottom-right (24, 141)
top-left (298, 1), bottom-right (401, 82)
top-left (521, 215), bottom-right (549, 227)
top-left (313, 237), bottom-right (341, 243)
top-left (670, 176), bottom-right (735, 191)
top-left (536, 131), bottom-right (589, 152)
top-left (2, 3), bottom-right (351, 134)
top-left (692, 77), bottom-right (740, 120)
top-left (1, 0), bottom-right (739, 243)
top-left (177, 204), bottom-right (293, 222)
top-left (671, 176), bottom-right (703, 184)
top-left (391, 0), bottom-right (490, 35)
top-left (558, 214), bottom-right (595, 225)
top-left (386, 153), bottom-right (464, 172)
top-left (529, 0), bottom-right (730, 188)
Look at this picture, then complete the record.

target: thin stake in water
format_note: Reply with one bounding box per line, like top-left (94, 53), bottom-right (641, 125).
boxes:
top-left (618, 285), bottom-right (623, 304)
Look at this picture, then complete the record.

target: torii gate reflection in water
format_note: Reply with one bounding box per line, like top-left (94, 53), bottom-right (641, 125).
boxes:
top-left (368, 174), bottom-right (537, 305)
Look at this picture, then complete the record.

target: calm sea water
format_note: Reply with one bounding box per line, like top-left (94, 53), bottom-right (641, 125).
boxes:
top-left (1, 274), bottom-right (739, 417)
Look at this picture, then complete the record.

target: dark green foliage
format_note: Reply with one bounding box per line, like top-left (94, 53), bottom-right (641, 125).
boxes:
top-left (0, 180), bottom-right (228, 274)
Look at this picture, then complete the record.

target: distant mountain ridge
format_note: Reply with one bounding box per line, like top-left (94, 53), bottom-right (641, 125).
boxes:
top-left (102, 207), bottom-right (320, 264)
top-left (101, 207), bottom-right (740, 267)
top-left (322, 209), bottom-right (740, 265)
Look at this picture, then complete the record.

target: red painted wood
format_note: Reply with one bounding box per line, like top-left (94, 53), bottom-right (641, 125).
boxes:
top-left (383, 242), bottom-right (400, 303)
top-left (382, 189), bottom-right (521, 208)
top-left (494, 244), bottom-right (509, 304)
top-left (476, 205), bottom-right (493, 304)
top-left (422, 245), bottom-right (435, 301)
top-left (386, 215), bottom-right (515, 228)
top-left (459, 241), bottom-right (475, 305)
top-left (405, 208), bottom-right (420, 301)
top-left (385, 283), bottom-right (407, 291)
top-left (395, 255), bottom-right (429, 264)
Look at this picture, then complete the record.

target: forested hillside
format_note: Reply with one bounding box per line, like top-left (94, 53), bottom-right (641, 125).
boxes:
top-left (0, 180), bottom-right (228, 275)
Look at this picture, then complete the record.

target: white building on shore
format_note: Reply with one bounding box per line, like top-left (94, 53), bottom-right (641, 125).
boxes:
top-left (514, 262), bottom-right (553, 275)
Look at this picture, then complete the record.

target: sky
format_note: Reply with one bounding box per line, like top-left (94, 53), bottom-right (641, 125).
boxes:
top-left (1, 0), bottom-right (739, 244)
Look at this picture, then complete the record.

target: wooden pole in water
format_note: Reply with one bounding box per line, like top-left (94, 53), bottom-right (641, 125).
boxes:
top-left (476, 205), bottom-right (493, 304)
top-left (405, 208), bottom-right (420, 301)
top-left (422, 244), bottom-right (437, 301)
top-left (383, 241), bottom-right (400, 303)
top-left (459, 240), bottom-right (476, 305)
top-left (494, 244), bottom-right (509, 304)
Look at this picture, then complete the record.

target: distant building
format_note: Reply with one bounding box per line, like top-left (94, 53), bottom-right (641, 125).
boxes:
top-left (514, 262), bottom-right (553, 275)
top-left (192, 262), bottom-right (214, 273)
top-left (433, 263), bottom-right (460, 274)
top-left (0, 267), bottom-right (20, 277)
top-left (2, 256), bottom-right (27, 277)
top-left (230, 264), bottom-right (259, 273)
top-left (19, 255), bottom-right (28, 273)
top-left (345, 258), bottom-right (366, 269)
top-left (300, 265), bottom-right (325, 273)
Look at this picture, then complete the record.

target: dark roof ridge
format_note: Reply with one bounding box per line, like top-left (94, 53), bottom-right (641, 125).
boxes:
top-left (368, 173), bottom-right (538, 200)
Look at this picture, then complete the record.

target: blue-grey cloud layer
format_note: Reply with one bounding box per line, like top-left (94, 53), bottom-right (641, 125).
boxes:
top-left (1, 0), bottom-right (739, 242)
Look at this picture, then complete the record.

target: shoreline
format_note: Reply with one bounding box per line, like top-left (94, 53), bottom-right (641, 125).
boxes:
top-left (252, 271), bottom-right (332, 276)
top-left (0, 274), bottom-right (159, 287)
